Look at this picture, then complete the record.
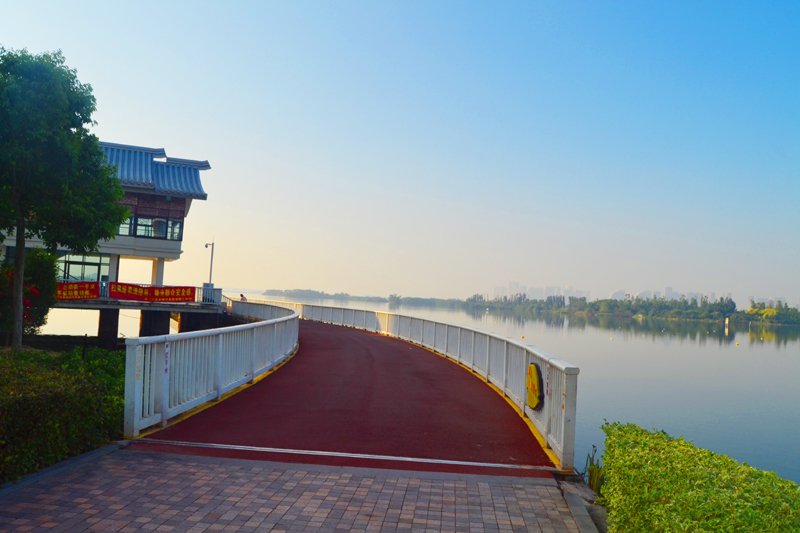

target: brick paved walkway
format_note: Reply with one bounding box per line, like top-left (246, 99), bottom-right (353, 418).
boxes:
top-left (0, 450), bottom-right (579, 533)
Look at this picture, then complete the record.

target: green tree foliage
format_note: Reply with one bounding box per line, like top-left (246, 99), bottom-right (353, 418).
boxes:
top-left (0, 48), bottom-right (128, 349)
top-left (0, 249), bottom-right (58, 343)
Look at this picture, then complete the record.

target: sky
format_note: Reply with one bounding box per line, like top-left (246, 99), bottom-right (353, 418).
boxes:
top-left (2, 1), bottom-right (798, 306)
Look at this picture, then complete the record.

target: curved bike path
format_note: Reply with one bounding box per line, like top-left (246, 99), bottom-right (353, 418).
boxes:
top-left (129, 320), bottom-right (555, 478)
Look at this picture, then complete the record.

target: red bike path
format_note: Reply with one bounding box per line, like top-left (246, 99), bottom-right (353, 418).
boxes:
top-left (129, 321), bottom-right (555, 478)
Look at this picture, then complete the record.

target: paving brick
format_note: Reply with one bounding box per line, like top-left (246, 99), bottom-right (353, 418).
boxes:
top-left (0, 452), bottom-right (577, 533)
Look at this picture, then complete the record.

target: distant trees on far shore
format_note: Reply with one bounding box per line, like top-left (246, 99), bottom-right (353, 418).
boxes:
top-left (262, 288), bottom-right (800, 326)
top-left (467, 292), bottom-right (800, 325)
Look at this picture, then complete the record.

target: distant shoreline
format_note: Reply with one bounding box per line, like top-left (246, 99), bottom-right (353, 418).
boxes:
top-left (262, 289), bottom-right (800, 327)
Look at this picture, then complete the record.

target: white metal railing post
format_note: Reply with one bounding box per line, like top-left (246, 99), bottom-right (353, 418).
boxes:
top-left (271, 322), bottom-right (277, 369)
top-left (485, 336), bottom-right (491, 382)
top-left (456, 328), bottom-right (461, 360)
top-left (561, 370), bottom-right (579, 471)
top-left (152, 343), bottom-right (166, 427)
top-left (470, 330), bottom-right (475, 370)
top-left (502, 341), bottom-right (509, 396)
top-left (161, 341), bottom-right (171, 427)
top-left (215, 332), bottom-right (223, 400)
top-left (249, 328), bottom-right (256, 384)
top-left (123, 343), bottom-right (142, 438)
top-left (444, 326), bottom-right (448, 356)
top-left (544, 366), bottom-right (553, 443)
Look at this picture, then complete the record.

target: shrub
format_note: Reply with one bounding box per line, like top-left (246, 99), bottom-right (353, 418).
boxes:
top-left (0, 357), bottom-right (106, 483)
top-left (601, 422), bottom-right (800, 532)
top-left (0, 348), bottom-right (125, 483)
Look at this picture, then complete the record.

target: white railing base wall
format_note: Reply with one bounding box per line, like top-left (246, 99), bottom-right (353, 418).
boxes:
top-left (123, 303), bottom-right (299, 437)
top-left (254, 299), bottom-right (579, 471)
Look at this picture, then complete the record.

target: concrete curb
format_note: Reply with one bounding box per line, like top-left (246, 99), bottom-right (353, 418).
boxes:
top-left (564, 492), bottom-right (600, 533)
top-left (122, 448), bottom-right (559, 486)
top-left (0, 440), bottom-right (132, 498)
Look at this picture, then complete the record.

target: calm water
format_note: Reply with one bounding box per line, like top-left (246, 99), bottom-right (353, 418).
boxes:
top-left (43, 293), bottom-right (800, 483)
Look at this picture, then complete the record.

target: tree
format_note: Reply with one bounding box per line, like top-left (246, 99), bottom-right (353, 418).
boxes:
top-left (0, 248), bottom-right (58, 343)
top-left (0, 48), bottom-right (128, 349)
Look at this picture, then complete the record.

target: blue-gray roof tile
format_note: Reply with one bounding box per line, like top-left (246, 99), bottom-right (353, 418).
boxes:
top-left (99, 141), bottom-right (209, 200)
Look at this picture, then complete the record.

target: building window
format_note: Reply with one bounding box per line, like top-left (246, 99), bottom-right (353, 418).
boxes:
top-left (167, 219), bottom-right (182, 241)
top-left (57, 254), bottom-right (110, 282)
top-left (135, 217), bottom-right (155, 238)
top-left (125, 216), bottom-right (183, 241)
top-left (117, 215), bottom-right (134, 236)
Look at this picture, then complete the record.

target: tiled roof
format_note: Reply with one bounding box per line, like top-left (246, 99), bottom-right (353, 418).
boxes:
top-left (99, 141), bottom-right (209, 200)
top-left (153, 162), bottom-right (207, 199)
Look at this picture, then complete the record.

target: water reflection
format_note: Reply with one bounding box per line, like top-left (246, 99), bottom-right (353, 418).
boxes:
top-left (473, 308), bottom-right (800, 347)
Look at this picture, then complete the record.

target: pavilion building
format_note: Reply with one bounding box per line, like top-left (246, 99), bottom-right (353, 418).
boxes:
top-left (1, 141), bottom-right (210, 286)
top-left (0, 141), bottom-right (213, 345)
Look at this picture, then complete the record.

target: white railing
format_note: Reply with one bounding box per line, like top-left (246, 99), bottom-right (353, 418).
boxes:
top-left (123, 302), bottom-right (299, 437)
top-left (259, 300), bottom-right (579, 471)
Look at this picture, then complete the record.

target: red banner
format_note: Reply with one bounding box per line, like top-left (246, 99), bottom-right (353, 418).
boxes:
top-left (57, 282), bottom-right (100, 300)
top-left (109, 283), bottom-right (195, 303)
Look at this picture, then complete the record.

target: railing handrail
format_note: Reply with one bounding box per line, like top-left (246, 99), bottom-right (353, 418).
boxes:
top-left (255, 300), bottom-right (579, 373)
top-left (124, 310), bottom-right (297, 346)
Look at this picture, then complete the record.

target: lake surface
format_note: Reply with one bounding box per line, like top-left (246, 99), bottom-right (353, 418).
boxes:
top-left (43, 292), bottom-right (800, 483)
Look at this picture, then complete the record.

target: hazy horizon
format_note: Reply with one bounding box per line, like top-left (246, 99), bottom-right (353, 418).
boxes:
top-left (2, 2), bottom-right (798, 306)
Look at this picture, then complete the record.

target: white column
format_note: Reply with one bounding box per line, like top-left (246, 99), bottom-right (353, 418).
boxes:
top-left (151, 258), bottom-right (165, 286)
top-left (108, 254), bottom-right (120, 282)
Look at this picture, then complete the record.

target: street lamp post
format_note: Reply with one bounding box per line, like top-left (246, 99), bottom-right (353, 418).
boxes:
top-left (205, 241), bottom-right (215, 285)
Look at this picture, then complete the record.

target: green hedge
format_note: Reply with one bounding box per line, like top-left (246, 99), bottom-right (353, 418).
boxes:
top-left (0, 348), bottom-right (125, 484)
top-left (601, 422), bottom-right (800, 532)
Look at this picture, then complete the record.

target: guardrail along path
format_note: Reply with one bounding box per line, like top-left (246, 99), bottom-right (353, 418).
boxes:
top-left (132, 321), bottom-right (555, 476)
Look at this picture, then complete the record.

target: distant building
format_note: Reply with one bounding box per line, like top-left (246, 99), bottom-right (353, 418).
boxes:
top-left (609, 290), bottom-right (625, 301)
top-left (493, 286), bottom-right (509, 300)
top-left (527, 287), bottom-right (544, 300)
top-left (544, 286), bottom-right (560, 297)
top-left (664, 287), bottom-right (682, 300)
top-left (635, 290), bottom-right (652, 300)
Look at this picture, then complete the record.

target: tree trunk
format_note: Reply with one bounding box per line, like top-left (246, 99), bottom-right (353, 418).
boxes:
top-left (11, 216), bottom-right (25, 350)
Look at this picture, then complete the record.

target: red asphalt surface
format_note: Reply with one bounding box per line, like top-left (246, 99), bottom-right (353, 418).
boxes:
top-left (130, 321), bottom-right (555, 477)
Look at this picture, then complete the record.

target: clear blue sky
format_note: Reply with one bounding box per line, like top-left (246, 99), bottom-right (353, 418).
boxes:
top-left (2, 1), bottom-right (798, 305)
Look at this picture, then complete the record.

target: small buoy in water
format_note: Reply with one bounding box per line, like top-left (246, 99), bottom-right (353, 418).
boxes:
top-left (611, 338), bottom-right (614, 341)
top-left (643, 334), bottom-right (645, 337)
top-left (736, 343), bottom-right (739, 346)
top-left (521, 335), bottom-right (524, 339)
